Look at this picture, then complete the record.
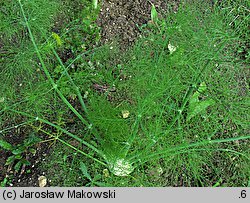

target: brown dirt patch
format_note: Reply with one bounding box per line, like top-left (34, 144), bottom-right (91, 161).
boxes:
top-left (96, 0), bottom-right (180, 49)
top-left (0, 120), bottom-right (51, 187)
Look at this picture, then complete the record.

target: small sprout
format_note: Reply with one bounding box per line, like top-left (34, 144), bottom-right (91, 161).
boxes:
top-left (81, 44), bottom-right (86, 50)
top-left (88, 124), bottom-right (93, 129)
top-left (69, 93), bottom-right (77, 100)
top-left (157, 166), bottom-right (163, 175)
top-left (84, 91), bottom-right (89, 99)
top-left (52, 32), bottom-right (62, 46)
top-left (122, 110), bottom-right (130, 119)
top-left (178, 109), bottom-right (182, 113)
top-left (187, 82), bottom-right (215, 121)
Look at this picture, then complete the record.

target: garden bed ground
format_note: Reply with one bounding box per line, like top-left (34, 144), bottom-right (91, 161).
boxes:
top-left (96, 0), bottom-right (180, 48)
top-left (0, 0), bottom-right (180, 187)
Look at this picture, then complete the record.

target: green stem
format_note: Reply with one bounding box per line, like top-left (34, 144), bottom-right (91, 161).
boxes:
top-left (36, 127), bottom-right (106, 166)
top-left (52, 48), bottom-right (88, 114)
top-left (18, 0), bottom-right (90, 127)
top-left (123, 114), bottom-right (142, 157)
top-left (8, 108), bottom-right (102, 156)
top-left (135, 42), bottom-right (227, 158)
top-left (131, 135), bottom-right (250, 164)
top-left (56, 46), bottom-right (101, 84)
top-left (58, 138), bottom-right (106, 166)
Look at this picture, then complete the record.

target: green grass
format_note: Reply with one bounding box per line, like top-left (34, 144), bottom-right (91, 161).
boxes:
top-left (1, 0), bottom-right (249, 186)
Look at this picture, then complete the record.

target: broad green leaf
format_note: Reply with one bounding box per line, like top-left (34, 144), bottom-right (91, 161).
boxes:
top-left (92, 174), bottom-right (101, 182)
top-left (0, 139), bottom-right (13, 151)
top-left (189, 91), bottom-right (200, 104)
top-left (187, 82), bottom-right (215, 121)
top-left (63, 154), bottom-right (68, 162)
top-left (189, 82), bottom-right (207, 105)
top-left (14, 159), bottom-right (30, 171)
top-left (14, 161), bottom-right (23, 171)
top-left (151, 4), bottom-right (158, 23)
top-left (29, 148), bottom-right (37, 155)
top-left (187, 99), bottom-right (215, 121)
top-left (80, 162), bottom-right (92, 181)
top-left (0, 177), bottom-right (8, 187)
top-left (20, 159), bottom-right (31, 166)
top-left (14, 154), bottom-right (22, 160)
top-left (12, 146), bottom-right (25, 155)
top-left (5, 155), bottom-right (16, 165)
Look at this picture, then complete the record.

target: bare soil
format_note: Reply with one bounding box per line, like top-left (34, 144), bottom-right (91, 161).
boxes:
top-left (97, 0), bottom-right (180, 49)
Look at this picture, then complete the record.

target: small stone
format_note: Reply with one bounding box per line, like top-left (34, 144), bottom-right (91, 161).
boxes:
top-left (38, 176), bottom-right (47, 187)
top-left (103, 169), bottom-right (110, 178)
top-left (122, 110), bottom-right (130, 119)
top-left (168, 43), bottom-right (177, 54)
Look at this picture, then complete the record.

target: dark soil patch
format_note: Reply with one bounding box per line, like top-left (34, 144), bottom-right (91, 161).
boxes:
top-left (0, 120), bottom-right (51, 187)
top-left (9, 141), bottom-right (51, 187)
top-left (2, 143), bottom-right (51, 187)
top-left (97, 0), bottom-right (180, 49)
